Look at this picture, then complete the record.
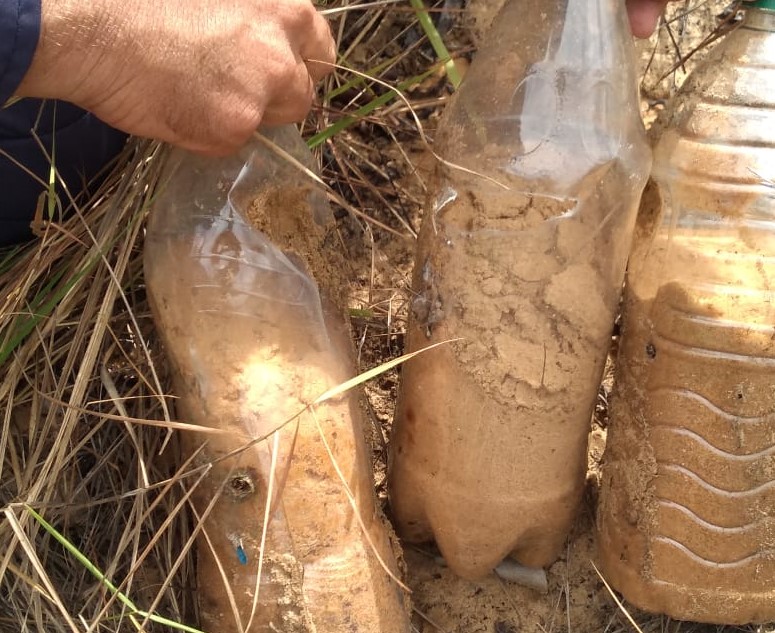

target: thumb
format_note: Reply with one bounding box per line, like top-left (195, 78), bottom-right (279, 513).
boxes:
top-left (626, 0), bottom-right (669, 38)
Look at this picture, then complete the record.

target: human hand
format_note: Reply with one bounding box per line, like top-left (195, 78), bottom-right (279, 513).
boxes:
top-left (626, 0), bottom-right (671, 38)
top-left (17, 0), bottom-right (336, 155)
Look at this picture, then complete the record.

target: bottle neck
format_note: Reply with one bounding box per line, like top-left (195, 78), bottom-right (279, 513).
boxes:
top-left (744, 2), bottom-right (775, 31)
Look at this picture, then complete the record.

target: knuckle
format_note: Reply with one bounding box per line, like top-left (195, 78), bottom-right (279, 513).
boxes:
top-left (287, 0), bottom-right (317, 30)
top-left (208, 101), bottom-right (261, 148)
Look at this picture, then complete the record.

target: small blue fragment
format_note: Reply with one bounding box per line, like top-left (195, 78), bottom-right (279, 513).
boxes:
top-left (236, 544), bottom-right (248, 565)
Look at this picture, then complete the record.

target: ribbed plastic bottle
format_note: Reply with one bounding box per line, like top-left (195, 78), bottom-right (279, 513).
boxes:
top-left (144, 127), bottom-right (411, 633)
top-left (596, 1), bottom-right (775, 624)
top-left (389, 0), bottom-right (650, 579)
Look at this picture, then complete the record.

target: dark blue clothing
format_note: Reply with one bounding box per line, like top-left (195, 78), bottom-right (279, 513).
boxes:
top-left (1, 1), bottom-right (127, 247)
top-left (0, 0), bottom-right (40, 104)
top-left (0, 101), bottom-right (128, 246)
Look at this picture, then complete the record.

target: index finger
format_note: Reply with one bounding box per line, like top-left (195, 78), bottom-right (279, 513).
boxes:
top-left (302, 11), bottom-right (336, 83)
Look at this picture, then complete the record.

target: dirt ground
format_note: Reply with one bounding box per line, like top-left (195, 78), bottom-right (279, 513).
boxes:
top-left (0, 3), bottom-right (750, 633)
top-left (329, 2), bottom-right (742, 632)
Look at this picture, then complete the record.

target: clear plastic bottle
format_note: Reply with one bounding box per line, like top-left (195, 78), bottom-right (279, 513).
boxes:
top-left (596, 1), bottom-right (775, 624)
top-left (389, 0), bottom-right (650, 579)
top-left (144, 127), bottom-right (411, 633)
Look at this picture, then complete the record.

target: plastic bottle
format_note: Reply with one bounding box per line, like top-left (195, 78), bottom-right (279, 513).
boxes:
top-left (388, 0), bottom-right (650, 579)
top-left (596, 1), bottom-right (775, 624)
top-left (144, 126), bottom-right (411, 633)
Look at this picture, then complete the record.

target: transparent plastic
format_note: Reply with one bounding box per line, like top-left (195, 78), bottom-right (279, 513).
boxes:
top-left (389, 0), bottom-right (650, 579)
top-left (144, 126), bottom-right (410, 633)
top-left (596, 8), bottom-right (775, 624)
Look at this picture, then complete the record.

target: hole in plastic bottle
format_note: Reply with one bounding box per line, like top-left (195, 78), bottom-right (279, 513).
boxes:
top-left (227, 470), bottom-right (257, 500)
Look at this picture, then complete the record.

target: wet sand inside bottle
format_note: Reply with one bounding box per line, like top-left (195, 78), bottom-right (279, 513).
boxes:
top-left (598, 226), bottom-right (775, 622)
top-left (243, 184), bottom-right (350, 309)
top-left (168, 310), bottom-right (407, 633)
top-left (148, 185), bottom-right (410, 632)
top-left (391, 159), bottom-right (640, 576)
top-left (436, 189), bottom-right (616, 405)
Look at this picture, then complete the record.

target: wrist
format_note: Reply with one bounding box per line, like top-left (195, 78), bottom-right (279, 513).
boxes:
top-left (16, 0), bottom-right (116, 102)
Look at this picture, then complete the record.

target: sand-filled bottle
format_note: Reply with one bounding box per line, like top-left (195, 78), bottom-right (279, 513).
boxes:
top-left (144, 127), bottom-right (411, 633)
top-left (596, 2), bottom-right (775, 624)
top-left (389, 0), bottom-right (650, 579)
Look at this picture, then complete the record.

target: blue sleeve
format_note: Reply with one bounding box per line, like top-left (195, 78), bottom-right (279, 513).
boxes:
top-left (0, 99), bottom-right (129, 247)
top-left (0, 0), bottom-right (42, 104)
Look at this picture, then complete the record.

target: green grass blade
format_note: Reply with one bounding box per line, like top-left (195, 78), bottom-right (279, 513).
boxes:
top-left (307, 67), bottom-right (437, 149)
top-left (0, 244), bottom-right (23, 275)
top-left (0, 256), bottom-right (94, 365)
top-left (325, 56), bottom-right (399, 102)
top-left (24, 505), bottom-right (138, 611)
top-left (134, 610), bottom-right (208, 633)
top-left (348, 308), bottom-right (375, 318)
top-left (0, 187), bottom-right (152, 364)
top-left (409, 0), bottom-right (462, 89)
top-left (25, 505), bottom-right (207, 633)
top-left (47, 108), bottom-right (59, 220)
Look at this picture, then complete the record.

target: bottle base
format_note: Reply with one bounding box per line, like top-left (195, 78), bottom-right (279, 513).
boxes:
top-left (597, 546), bottom-right (775, 625)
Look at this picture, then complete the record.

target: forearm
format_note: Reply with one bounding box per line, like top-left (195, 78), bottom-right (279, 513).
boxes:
top-left (16, 0), bottom-right (119, 102)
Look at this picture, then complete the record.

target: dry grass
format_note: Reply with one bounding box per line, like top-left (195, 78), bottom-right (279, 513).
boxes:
top-left (0, 1), bottom-right (764, 632)
top-left (0, 140), bottom-right (201, 631)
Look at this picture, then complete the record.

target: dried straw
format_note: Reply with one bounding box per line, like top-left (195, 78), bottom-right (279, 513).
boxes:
top-left (0, 139), bottom-right (197, 632)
